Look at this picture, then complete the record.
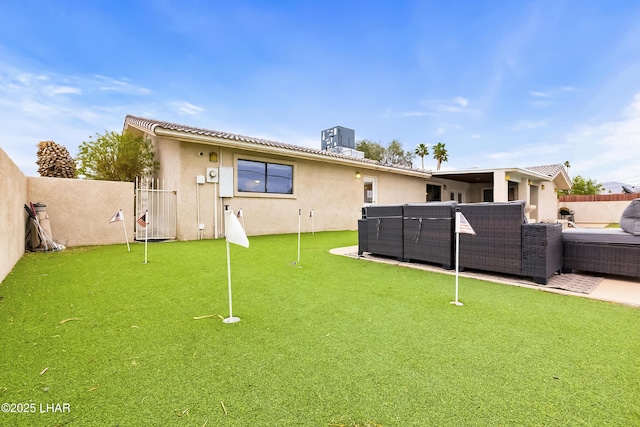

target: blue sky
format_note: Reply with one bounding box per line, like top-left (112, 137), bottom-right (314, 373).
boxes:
top-left (1, 1), bottom-right (640, 186)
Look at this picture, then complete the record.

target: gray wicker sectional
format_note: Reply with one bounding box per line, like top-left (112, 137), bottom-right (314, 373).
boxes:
top-left (403, 202), bottom-right (456, 269)
top-left (561, 198), bottom-right (640, 279)
top-left (358, 201), bottom-right (563, 284)
top-left (358, 198), bottom-right (640, 282)
top-left (562, 228), bottom-right (640, 278)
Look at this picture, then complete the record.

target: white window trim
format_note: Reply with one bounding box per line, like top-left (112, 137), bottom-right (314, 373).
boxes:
top-left (363, 175), bottom-right (377, 205)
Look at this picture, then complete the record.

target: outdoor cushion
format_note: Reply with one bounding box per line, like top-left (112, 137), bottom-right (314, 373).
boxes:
top-left (619, 198), bottom-right (640, 236)
top-left (562, 228), bottom-right (640, 245)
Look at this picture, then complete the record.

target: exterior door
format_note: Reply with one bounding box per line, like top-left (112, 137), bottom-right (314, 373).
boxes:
top-left (363, 176), bottom-right (376, 204)
top-left (450, 190), bottom-right (464, 203)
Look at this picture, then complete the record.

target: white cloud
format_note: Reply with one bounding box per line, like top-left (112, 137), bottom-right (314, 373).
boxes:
top-left (485, 151), bottom-right (512, 160)
top-left (435, 127), bottom-right (445, 136)
top-left (413, 97), bottom-right (475, 116)
top-left (0, 64), bottom-right (157, 175)
top-left (173, 101), bottom-right (205, 115)
top-left (528, 86), bottom-right (577, 108)
top-left (529, 90), bottom-right (549, 97)
top-left (93, 75), bottom-right (151, 95)
top-left (453, 97), bottom-right (468, 107)
top-left (565, 92), bottom-right (640, 182)
top-left (403, 111), bottom-right (436, 117)
top-left (531, 100), bottom-right (554, 108)
top-left (482, 142), bottom-right (565, 166)
top-left (42, 85), bottom-right (82, 96)
top-left (471, 93), bottom-right (640, 182)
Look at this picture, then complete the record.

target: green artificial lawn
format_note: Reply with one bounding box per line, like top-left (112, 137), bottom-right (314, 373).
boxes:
top-left (1, 231), bottom-right (639, 426)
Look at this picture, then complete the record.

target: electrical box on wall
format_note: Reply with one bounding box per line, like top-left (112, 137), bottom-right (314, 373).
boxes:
top-left (206, 168), bottom-right (219, 183)
top-left (196, 175), bottom-right (205, 184)
top-left (219, 166), bottom-right (234, 197)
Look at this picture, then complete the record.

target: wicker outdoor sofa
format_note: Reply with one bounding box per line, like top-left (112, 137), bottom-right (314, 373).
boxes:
top-left (561, 198), bottom-right (640, 278)
top-left (358, 200), bottom-right (563, 284)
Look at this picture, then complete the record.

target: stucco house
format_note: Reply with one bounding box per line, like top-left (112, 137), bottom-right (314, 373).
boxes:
top-left (123, 115), bottom-right (570, 241)
top-left (427, 164), bottom-right (571, 222)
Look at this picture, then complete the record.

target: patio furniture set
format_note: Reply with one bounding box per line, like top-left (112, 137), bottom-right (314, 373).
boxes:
top-left (358, 199), bottom-right (640, 285)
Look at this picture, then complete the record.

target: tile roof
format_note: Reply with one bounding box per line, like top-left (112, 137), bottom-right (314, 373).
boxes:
top-left (525, 164), bottom-right (565, 178)
top-left (125, 115), bottom-right (422, 173)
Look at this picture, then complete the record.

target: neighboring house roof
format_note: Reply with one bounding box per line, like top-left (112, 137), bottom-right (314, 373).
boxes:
top-left (525, 164), bottom-right (571, 189)
top-left (525, 164), bottom-right (564, 179)
top-left (124, 115), bottom-right (429, 178)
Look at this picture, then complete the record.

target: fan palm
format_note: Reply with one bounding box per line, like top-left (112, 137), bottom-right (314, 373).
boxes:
top-left (414, 143), bottom-right (429, 169)
top-left (433, 142), bottom-right (448, 171)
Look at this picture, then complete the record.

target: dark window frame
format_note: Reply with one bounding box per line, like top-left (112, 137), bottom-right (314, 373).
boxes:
top-left (237, 159), bottom-right (293, 195)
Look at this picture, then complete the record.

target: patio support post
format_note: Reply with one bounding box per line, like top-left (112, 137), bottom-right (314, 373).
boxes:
top-left (493, 170), bottom-right (509, 202)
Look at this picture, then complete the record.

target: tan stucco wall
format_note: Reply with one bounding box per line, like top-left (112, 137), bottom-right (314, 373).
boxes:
top-left (0, 147), bottom-right (28, 283)
top-left (27, 178), bottom-right (134, 247)
top-left (1, 147), bottom-right (136, 283)
top-left (151, 139), bottom-right (428, 239)
top-left (373, 171), bottom-right (427, 205)
top-left (558, 200), bottom-right (632, 224)
top-left (537, 185), bottom-right (561, 222)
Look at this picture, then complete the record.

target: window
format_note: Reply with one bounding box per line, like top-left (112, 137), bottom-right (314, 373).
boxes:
top-left (363, 177), bottom-right (376, 204)
top-left (237, 159), bottom-right (293, 194)
top-left (426, 184), bottom-right (442, 202)
top-left (508, 182), bottom-right (518, 201)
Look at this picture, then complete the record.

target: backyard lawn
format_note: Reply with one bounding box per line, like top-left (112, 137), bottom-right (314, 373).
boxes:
top-left (0, 231), bottom-right (639, 426)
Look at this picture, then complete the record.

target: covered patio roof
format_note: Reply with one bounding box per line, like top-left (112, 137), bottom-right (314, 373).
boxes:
top-left (431, 165), bottom-right (571, 189)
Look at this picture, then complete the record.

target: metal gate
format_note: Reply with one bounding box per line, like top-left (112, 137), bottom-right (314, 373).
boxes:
top-left (135, 178), bottom-right (177, 240)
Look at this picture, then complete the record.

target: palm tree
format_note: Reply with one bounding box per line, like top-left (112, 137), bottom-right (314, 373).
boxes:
top-left (414, 143), bottom-right (429, 169)
top-left (432, 142), bottom-right (448, 171)
top-left (564, 160), bottom-right (571, 178)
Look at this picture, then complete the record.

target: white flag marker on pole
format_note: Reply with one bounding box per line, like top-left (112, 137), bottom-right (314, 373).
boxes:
top-left (310, 209), bottom-right (314, 235)
top-left (138, 210), bottom-right (149, 264)
top-left (223, 209), bottom-right (249, 324)
top-left (110, 209), bottom-right (130, 252)
top-left (237, 208), bottom-right (245, 230)
top-left (451, 209), bottom-right (476, 306)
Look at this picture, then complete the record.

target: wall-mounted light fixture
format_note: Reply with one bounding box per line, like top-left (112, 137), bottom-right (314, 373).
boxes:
top-left (355, 172), bottom-right (362, 179)
top-left (541, 184), bottom-right (545, 190)
top-left (505, 174), bottom-right (511, 181)
top-left (528, 179), bottom-right (533, 185)
top-left (443, 184), bottom-right (447, 190)
top-left (209, 152), bottom-right (218, 162)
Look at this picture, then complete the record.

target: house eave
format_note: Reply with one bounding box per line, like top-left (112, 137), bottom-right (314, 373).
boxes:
top-left (148, 127), bottom-right (431, 179)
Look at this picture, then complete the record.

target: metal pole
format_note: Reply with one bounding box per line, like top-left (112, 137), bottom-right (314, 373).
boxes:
top-left (297, 209), bottom-right (301, 263)
top-left (451, 211), bottom-right (463, 306)
top-left (226, 240), bottom-right (233, 318)
top-left (223, 210), bottom-right (240, 324)
top-left (143, 209), bottom-right (148, 264)
top-left (121, 209), bottom-right (130, 252)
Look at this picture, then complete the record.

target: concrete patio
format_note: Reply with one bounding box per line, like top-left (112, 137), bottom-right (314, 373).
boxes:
top-left (331, 245), bottom-right (640, 308)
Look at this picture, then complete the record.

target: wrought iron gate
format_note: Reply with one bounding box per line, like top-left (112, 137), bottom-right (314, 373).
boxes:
top-left (135, 178), bottom-right (177, 240)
